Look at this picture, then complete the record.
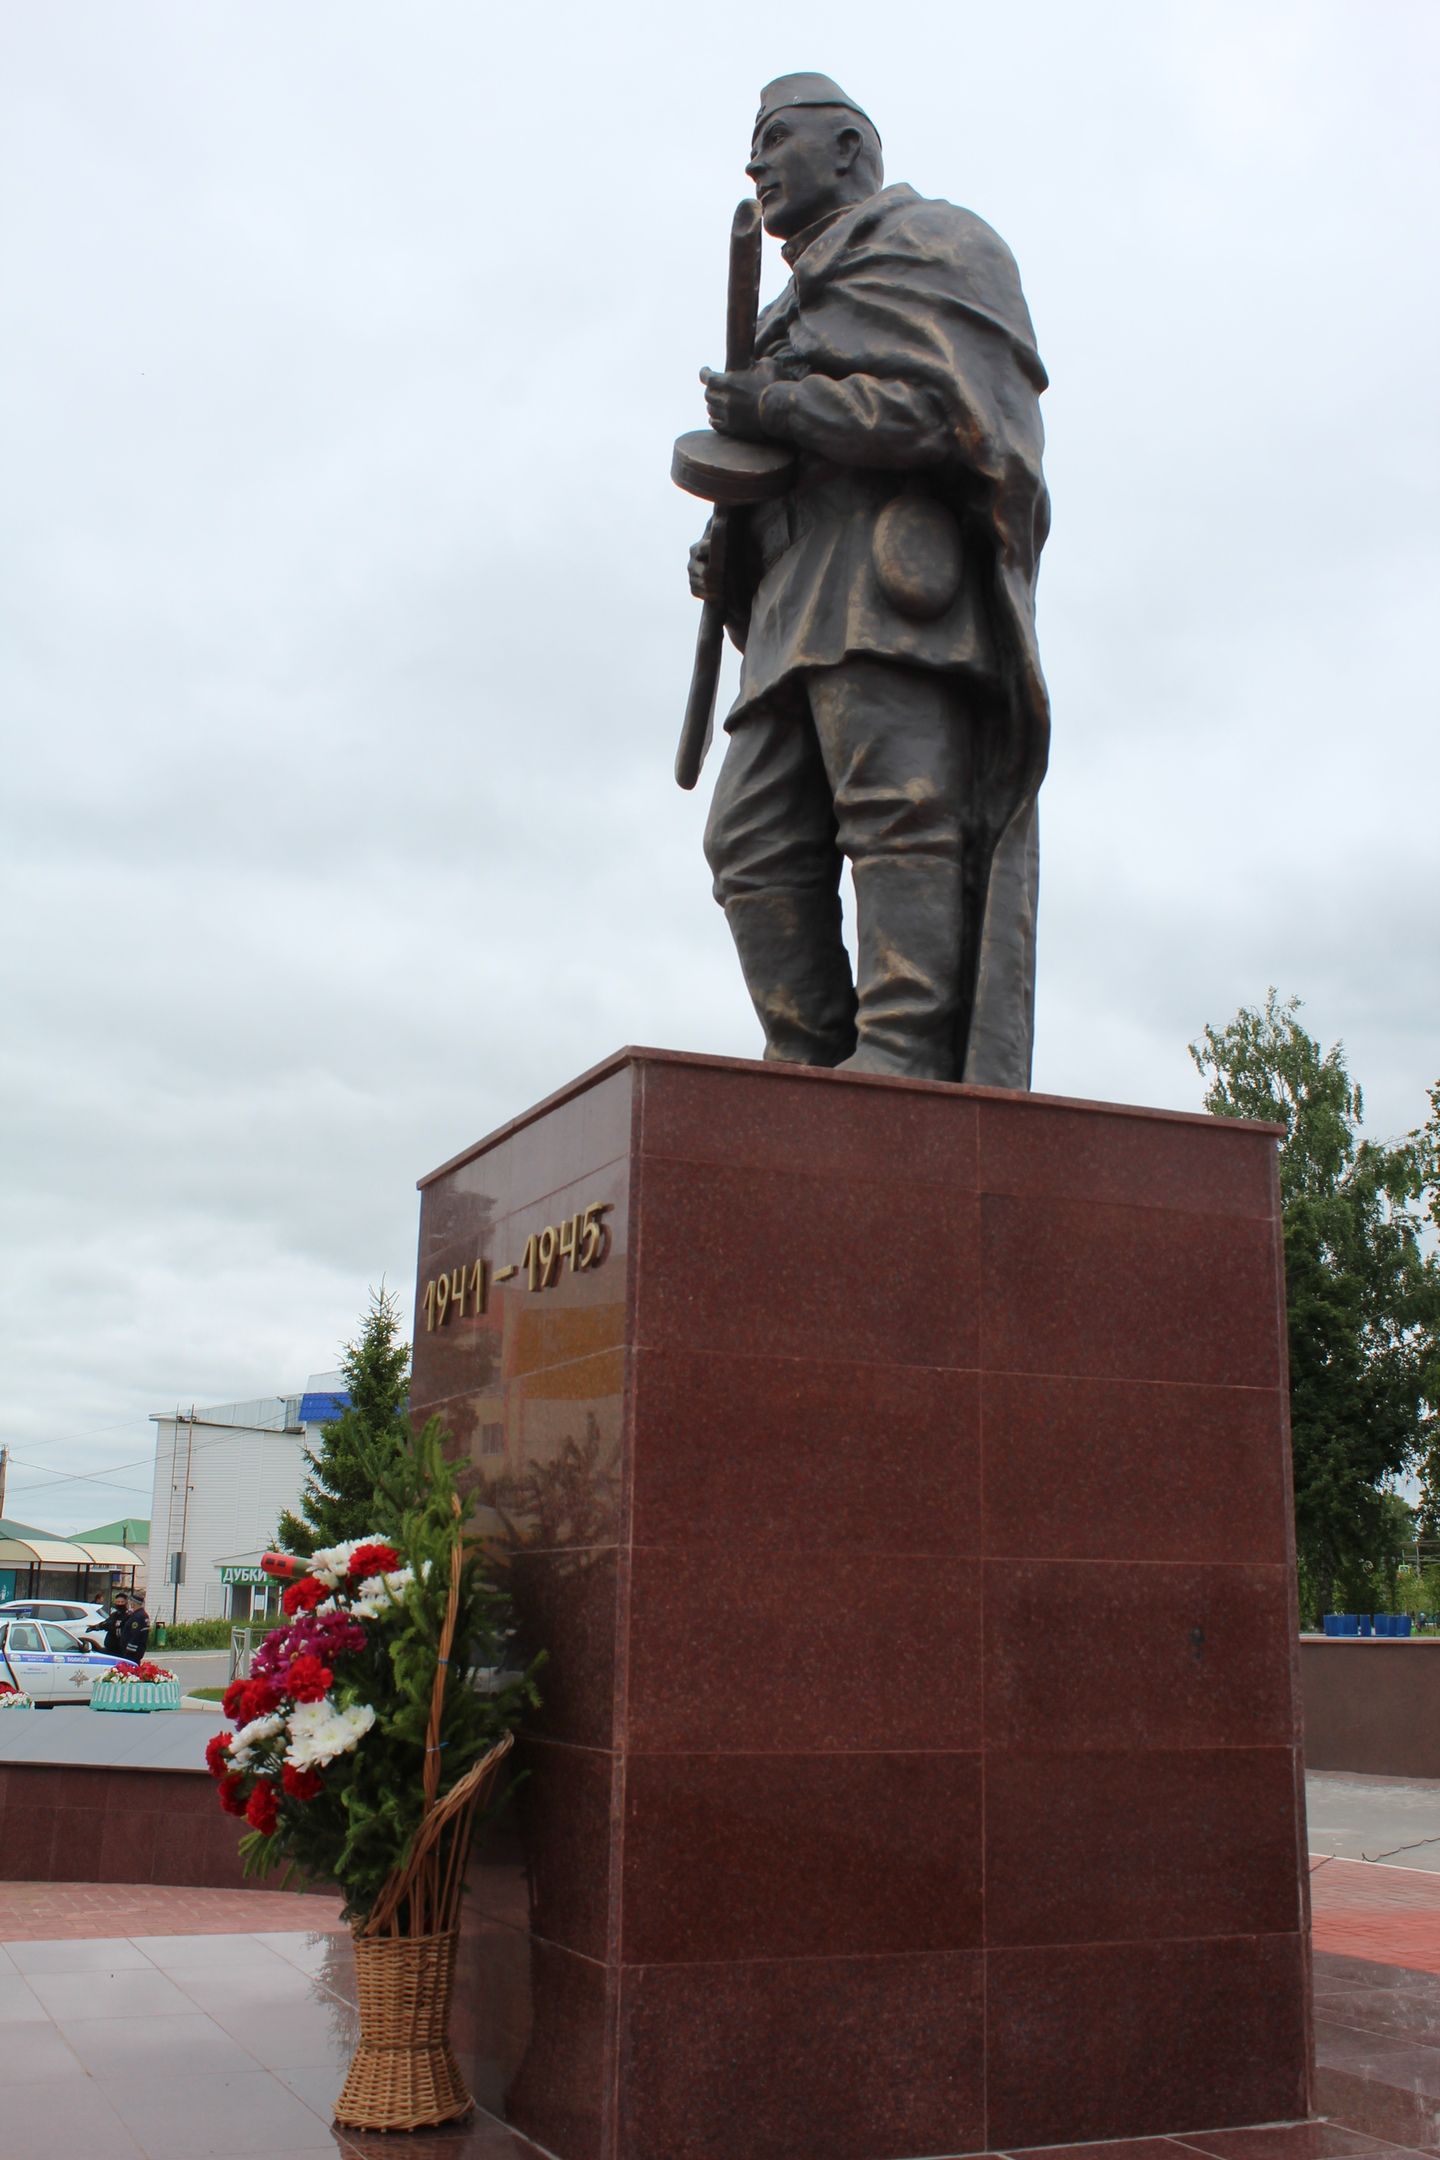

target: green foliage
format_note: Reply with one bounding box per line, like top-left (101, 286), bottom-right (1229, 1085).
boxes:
top-left (160, 1617), bottom-right (289, 1650)
top-left (276, 1286), bottom-right (413, 1556)
top-left (1414, 1081), bottom-right (1440, 1534)
top-left (1192, 992), bottom-right (1440, 1618)
top-left (235, 1416), bottom-right (540, 1924)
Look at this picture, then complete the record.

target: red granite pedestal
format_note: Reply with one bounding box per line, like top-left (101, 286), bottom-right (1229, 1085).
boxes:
top-left (411, 1048), bottom-right (1312, 2160)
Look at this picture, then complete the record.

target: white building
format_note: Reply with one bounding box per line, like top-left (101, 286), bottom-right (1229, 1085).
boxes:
top-left (147, 1375), bottom-right (348, 1623)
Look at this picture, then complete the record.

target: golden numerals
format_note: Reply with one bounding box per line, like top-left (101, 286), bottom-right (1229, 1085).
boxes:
top-left (422, 1259), bottom-right (487, 1332)
top-left (421, 1202), bottom-right (611, 1329)
top-left (522, 1202), bottom-right (610, 1291)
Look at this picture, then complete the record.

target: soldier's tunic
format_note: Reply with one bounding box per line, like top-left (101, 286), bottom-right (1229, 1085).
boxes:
top-left (704, 182), bottom-right (1050, 1088)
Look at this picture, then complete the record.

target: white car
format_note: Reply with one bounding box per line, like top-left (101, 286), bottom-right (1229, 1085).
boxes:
top-left (0, 1598), bottom-right (110, 1634)
top-left (0, 1617), bottom-right (127, 1704)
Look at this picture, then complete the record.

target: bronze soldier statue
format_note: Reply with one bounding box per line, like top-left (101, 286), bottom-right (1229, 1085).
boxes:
top-left (677, 74), bottom-right (1050, 1088)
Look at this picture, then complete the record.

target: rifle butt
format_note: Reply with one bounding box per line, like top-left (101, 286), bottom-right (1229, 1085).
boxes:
top-left (675, 600), bottom-right (725, 790)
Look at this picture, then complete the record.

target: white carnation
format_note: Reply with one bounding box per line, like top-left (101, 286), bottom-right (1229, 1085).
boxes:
top-left (229, 1710), bottom-right (284, 1769)
top-left (284, 1696), bottom-right (377, 1770)
top-left (307, 1536), bottom-right (368, 1589)
top-left (351, 1566), bottom-right (415, 1617)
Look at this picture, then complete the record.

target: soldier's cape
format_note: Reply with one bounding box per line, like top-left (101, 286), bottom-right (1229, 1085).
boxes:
top-left (735, 183), bottom-right (1052, 1089)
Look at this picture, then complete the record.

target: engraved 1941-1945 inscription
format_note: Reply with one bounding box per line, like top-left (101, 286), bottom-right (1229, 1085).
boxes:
top-left (421, 1201), bottom-right (612, 1329)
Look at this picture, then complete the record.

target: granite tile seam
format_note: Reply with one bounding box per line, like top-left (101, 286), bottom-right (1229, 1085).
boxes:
top-left (624, 1147), bottom-right (1279, 1223)
top-left (622, 1336), bottom-right (1290, 1385)
top-left (491, 1741), bottom-right (1306, 1759)
top-left (504, 1929), bottom-right (1316, 1974)
top-left (979, 1323), bottom-right (991, 2153)
top-left (634, 1142), bottom-right (1277, 1220)
top-left (623, 1547), bottom-right (1295, 1568)
top-left (609, 1533), bottom-right (635, 1950)
top-left (465, 1919), bottom-right (611, 1967)
top-left (415, 1344), bottom-right (630, 1404)
top-left (615, 1353), bottom-right (1285, 1403)
top-left (990, 2135), bottom-right (1412, 2159)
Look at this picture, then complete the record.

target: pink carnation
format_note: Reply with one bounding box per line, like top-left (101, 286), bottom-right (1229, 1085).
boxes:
top-left (253, 1610), bottom-right (366, 1689)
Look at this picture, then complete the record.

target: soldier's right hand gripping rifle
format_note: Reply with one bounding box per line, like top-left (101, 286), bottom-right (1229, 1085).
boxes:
top-left (670, 199), bottom-right (794, 790)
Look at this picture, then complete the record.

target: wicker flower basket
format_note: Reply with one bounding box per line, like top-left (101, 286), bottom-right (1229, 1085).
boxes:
top-left (331, 1699), bottom-right (514, 2129)
top-left (336, 1928), bottom-right (468, 2131)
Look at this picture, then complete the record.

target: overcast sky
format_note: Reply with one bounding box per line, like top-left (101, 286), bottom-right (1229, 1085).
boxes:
top-left (2, 0), bottom-right (1436, 1532)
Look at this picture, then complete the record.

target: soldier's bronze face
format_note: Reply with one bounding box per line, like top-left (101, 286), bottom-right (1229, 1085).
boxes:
top-left (746, 109), bottom-right (854, 239)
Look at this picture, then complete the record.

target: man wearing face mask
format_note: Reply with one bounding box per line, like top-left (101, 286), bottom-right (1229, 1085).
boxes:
top-left (691, 75), bottom-right (1050, 1088)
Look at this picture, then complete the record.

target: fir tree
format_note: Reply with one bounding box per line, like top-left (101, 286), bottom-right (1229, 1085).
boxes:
top-left (276, 1287), bottom-right (413, 1555)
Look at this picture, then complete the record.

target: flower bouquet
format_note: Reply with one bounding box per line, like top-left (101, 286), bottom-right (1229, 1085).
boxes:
top-left (0, 1682), bottom-right (35, 1709)
top-left (91, 1659), bottom-right (181, 1712)
top-left (208, 1419), bottom-right (536, 2132)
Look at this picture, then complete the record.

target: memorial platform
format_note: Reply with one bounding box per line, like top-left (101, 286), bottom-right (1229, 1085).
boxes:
top-left (0, 1841), bottom-right (1433, 2160)
top-left (413, 1047), bottom-right (1312, 2160)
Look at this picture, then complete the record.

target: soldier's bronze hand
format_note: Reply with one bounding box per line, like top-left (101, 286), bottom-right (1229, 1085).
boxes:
top-left (701, 364), bottom-right (779, 442)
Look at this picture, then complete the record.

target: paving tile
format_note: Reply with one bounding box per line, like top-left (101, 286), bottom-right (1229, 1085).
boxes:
top-left (1173, 2125), bottom-right (1415, 2159)
top-left (254, 1930), bottom-right (356, 1981)
top-left (0, 2075), bottom-right (148, 2160)
top-left (1315, 2059), bottom-right (1440, 2153)
top-left (0, 1878), bottom-right (343, 1941)
top-left (169, 1960), bottom-right (341, 2010)
top-left (0, 1970), bottom-right (48, 2022)
top-left (103, 2066), bottom-right (345, 2157)
top-left (7, 1932), bottom-right (156, 1972)
top-left (132, 1930), bottom-right (297, 1970)
top-left (1319, 1987), bottom-right (1440, 2048)
top-left (1314, 1950), bottom-right (1440, 1996)
top-left (1311, 1858), bottom-right (1440, 1977)
top-left (275, 2060), bottom-right (347, 2117)
top-left (337, 2114), bottom-right (579, 2157)
top-left (204, 2151), bottom-right (349, 2160)
top-left (203, 1992), bottom-right (360, 2069)
top-left (2, 2017), bottom-right (89, 2083)
top-left (1004, 2141), bottom-right (1203, 2160)
top-left (1317, 2017), bottom-right (1440, 2097)
top-left (23, 1962), bottom-right (195, 2019)
top-left (58, 2005), bottom-right (262, 2076)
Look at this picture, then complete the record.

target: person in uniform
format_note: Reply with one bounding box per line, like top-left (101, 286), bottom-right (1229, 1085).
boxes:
top-left (86, 1589), bottom-right (130, 1657)
top-left (692, 74), bottom-right (1050, 1086)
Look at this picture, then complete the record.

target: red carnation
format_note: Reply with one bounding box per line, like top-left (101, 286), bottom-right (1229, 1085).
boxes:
top-left (218, 1773), bottom-right (248, 1817)
top-left (282, 1763), bottom-right (324, 1801)
top-left (348, 1541), bottom-right (400, 1581)
top-left (284, 1655), bottom-right (333, 1704)
top-left (246, 1780), bottom-right (280, 1834)
top-left (222, 1678), bottom-right (247, 1721)
top-left (205, 1732), bottom-right (231, 1779)
top-left (238, 1677), bottom-right (280, 1723)
top-left (282, 1574), bottom-right (328, 1616)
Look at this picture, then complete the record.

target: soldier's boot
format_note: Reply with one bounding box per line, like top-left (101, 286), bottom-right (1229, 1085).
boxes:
top-left (722, 888), bottom-right (858, 1067)
top-left (838, 856), bottom-right (965, 1081)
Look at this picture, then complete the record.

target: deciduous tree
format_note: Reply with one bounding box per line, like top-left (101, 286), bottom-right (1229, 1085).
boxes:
top-left (1192, 992), bottom-right (1440, 1620)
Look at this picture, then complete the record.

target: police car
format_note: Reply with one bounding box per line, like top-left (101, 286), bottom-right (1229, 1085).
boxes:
top-left (0, 1616), bottom-right (127, 1704)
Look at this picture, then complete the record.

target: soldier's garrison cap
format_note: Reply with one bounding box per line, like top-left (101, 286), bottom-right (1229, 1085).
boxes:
top-left (753, 74), bottom-right (880, 147)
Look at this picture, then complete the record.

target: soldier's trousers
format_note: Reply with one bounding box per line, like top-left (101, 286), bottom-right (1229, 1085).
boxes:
top-left (703, 656), bottom-right (984, 1080)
